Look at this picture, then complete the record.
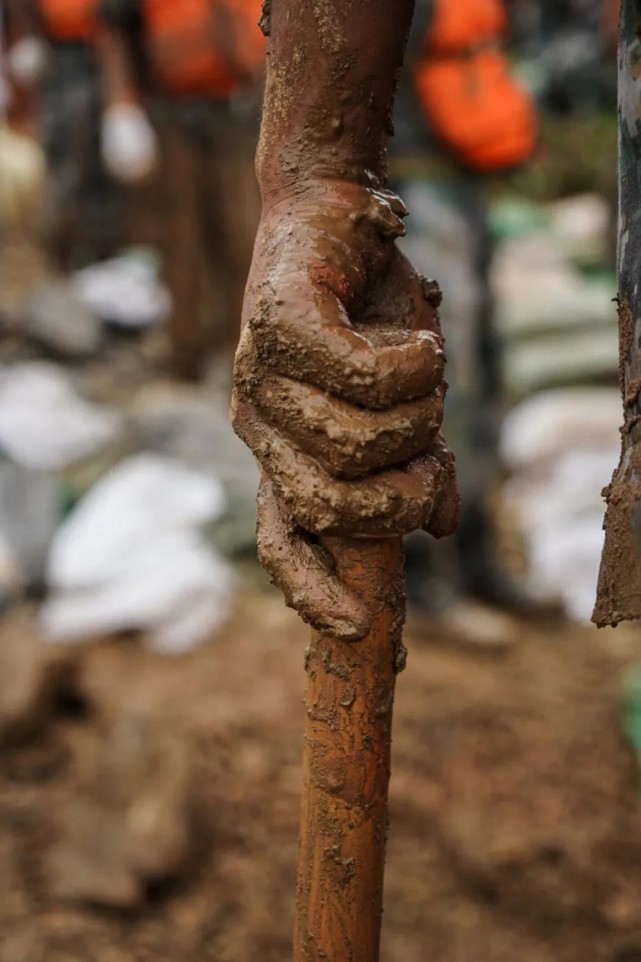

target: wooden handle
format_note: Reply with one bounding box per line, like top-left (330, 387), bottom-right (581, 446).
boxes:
top-left (293, 536), bottom-right (405, 962)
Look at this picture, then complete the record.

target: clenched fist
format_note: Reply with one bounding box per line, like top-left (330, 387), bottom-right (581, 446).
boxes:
top-left (232, 179), bottom-right (458, 641)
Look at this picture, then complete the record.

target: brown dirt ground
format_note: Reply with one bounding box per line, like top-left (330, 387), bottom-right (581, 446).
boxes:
top-left (2, 582), bottom-right (641, 962)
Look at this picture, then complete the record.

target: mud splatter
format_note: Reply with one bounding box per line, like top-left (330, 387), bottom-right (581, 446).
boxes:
top-left (594, 300), bottom-right (641, 626)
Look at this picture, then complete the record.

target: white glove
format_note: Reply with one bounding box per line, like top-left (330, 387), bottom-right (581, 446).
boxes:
top-left (101, 103), bottom-right (158, 184)
top-left (6, 36), bottom-right (48, 86)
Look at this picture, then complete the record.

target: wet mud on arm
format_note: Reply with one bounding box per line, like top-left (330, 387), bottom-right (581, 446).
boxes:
top-left (257, 0), bottom-right (415, 201)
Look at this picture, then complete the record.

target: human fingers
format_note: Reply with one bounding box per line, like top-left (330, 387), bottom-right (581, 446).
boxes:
top-left (423, 434), bottom-right (459, 539)
top-left (240, 362), bottom-right (443, 479)
top-left (232, 397), bottom-right (446, 537)
top-left (248, 275), bottom-right (444, 409)
top-left (256, 480), bottom-right (372, 642)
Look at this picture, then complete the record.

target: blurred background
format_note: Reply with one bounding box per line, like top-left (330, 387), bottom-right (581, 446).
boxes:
top-left (2, 1), bottom-right (641, 961)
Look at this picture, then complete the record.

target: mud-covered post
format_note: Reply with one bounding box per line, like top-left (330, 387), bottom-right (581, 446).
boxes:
top-left (294, 537), bottom-right (404, 960)
top-left (594, 0), bottom-right (641, 626)
top-left (231, 0), bottom-right (458, 957)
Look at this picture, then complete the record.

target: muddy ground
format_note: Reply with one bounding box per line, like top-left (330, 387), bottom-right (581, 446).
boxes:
top-left (1, 582), bottom-right (641, 962)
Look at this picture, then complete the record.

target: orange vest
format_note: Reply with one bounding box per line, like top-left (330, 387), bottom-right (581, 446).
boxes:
top-left (143, 0), bottom-right (264, 98)
top-left (426, 0), bottom-right (506, 51)
top-left (413, 0), bottom-right (537, 172)
top-left (38, 0), bottom-right (96, 41)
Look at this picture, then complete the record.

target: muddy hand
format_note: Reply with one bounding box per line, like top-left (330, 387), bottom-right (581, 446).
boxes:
top-left (232, 180), bottom-right (459, 641)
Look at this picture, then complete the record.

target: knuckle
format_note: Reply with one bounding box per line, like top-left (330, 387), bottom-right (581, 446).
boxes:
top-left (290, 494), bottom-right (342, 535)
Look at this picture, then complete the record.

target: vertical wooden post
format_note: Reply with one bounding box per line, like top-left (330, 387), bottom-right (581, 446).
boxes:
top-left (293, 537), bottom-right (405, 962)
top-left (594, 0), bottom-right (641, 626)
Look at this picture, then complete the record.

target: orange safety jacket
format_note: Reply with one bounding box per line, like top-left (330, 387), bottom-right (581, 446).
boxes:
top-left (142, 0), bottom-right (264, 98)
top-left (38, 0), bottom-right (96, 41)
top-left (413, 0), bottom-right (537, 172)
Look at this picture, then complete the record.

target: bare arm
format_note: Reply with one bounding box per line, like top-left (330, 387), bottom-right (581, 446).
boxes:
top-left (93, 16), bottom-right (140, 108)
top-left (257, 0), bottom-right (415, 200)
top-left (94, 25), bottom-right (138, 107)
top-left (233, 0), bottom-right (458, 640)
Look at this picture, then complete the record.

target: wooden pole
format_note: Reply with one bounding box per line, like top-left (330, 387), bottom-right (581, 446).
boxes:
top-left (594, 0), bottom-right (641, 626)
top-left (293, 536), bottom-right (405, 962)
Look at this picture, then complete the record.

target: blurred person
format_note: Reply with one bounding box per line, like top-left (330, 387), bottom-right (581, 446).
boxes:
top-left (538, 0), bottom-right (618, 267)
top-left (539, 0), bottom-right (616, 115)
top-left (4, 0), bottom-right (129, 268)
top-left (96, 0), bottom-right (264, 381)
top-left (2, 0), bottom-right (48, 127)
top-left (392, 0), bottom-right (549, 619)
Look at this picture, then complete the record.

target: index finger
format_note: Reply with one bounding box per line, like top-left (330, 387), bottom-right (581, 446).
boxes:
top-left (249, 270), bottom-right (444, 409)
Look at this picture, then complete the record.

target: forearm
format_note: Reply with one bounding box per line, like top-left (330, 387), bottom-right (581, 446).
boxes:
top-left (94, 22), bottom-right (140, 107)
top-left (257, 0), bottom-right (415, 202)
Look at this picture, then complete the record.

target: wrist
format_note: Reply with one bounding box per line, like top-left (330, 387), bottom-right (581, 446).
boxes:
top-left (257, 125), bottom-right (390, 211)
top-left (259, 168), bottom-right (390, 216)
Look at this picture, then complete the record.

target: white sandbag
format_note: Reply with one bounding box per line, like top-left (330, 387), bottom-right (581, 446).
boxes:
top-left (548, 193), bottom-right (609, 264)
top-left (0, 362), bottom-right (122, 470)
top-left (46, 453), bottom-right (225, 589)
top-left (501, 389), bottom-right (621, 623)
top-left (500, 388), bottom-right (621, 470)
top-left (41, 529), bottom-right (233, 654)
top-left (525, 518), bottom-right (605, 624)
top-left (41, 454), bottom-right (232, 653)
top-left (74, 252), bottom-right (170, 329)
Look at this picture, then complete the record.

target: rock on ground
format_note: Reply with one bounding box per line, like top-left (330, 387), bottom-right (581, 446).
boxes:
top-left (48, 714), bottom-right (193, 908)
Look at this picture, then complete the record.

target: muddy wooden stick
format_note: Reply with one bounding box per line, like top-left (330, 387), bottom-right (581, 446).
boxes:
top-left (294, 537), bottom-right (404, 962)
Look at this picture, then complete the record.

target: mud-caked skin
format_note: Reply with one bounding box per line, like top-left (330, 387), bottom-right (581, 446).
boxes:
top-left (232, 178), bottom-right (459, 641)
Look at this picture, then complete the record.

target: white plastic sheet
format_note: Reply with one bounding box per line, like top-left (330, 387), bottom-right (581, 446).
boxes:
top-left (41, 454), bottom-right (234, 654)
top-left (0, 363), bottom-right (122, 470)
